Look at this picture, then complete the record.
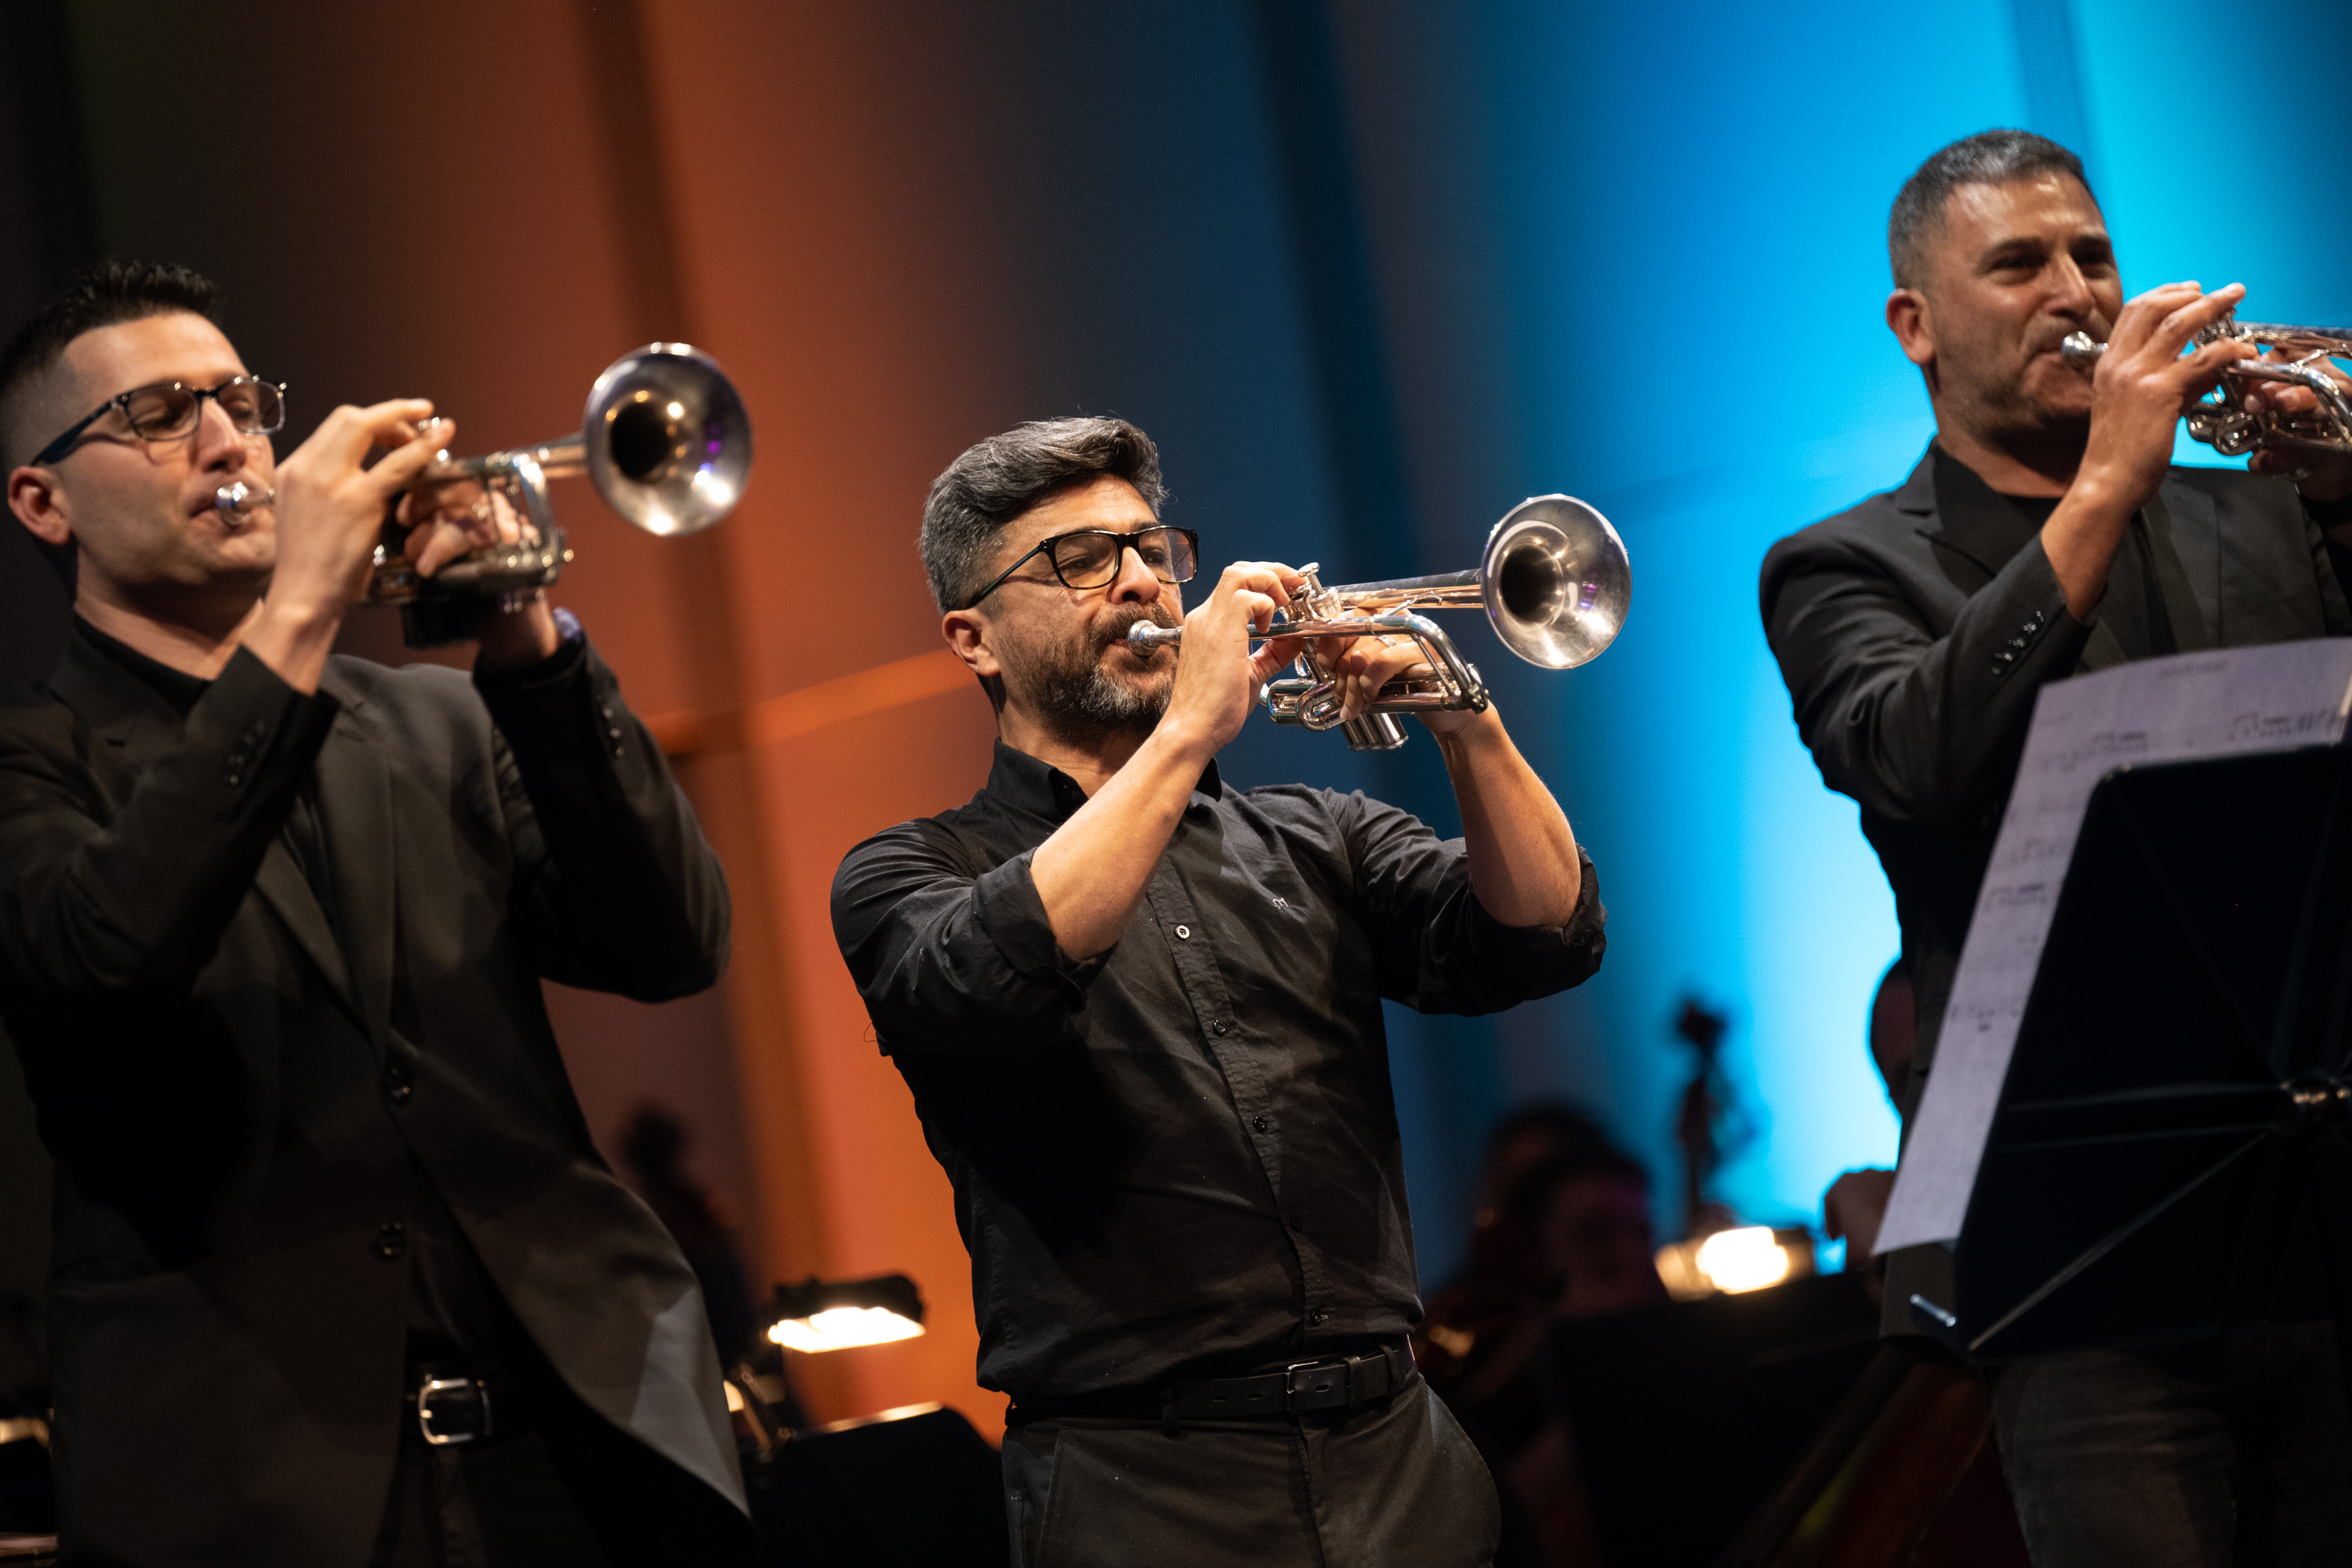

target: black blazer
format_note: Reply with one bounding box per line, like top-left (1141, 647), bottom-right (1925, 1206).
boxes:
top-left (1762, 449), bottom-right (2352, 1330)
top-left (1762, 449), bottom-right (2352, 1097)
top-left (0, 630), bottom-right (747, 1566)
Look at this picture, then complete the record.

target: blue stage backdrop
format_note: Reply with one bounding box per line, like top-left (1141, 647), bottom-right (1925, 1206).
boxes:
top-left (1300, 0), bottom-right (2352, 1278)
top-left (892, 0), bottom-right (2352, 1286)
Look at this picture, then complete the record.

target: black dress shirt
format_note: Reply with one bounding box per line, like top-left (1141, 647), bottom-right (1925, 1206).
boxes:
top-left (831, 740), bottom-right (1606, 1403)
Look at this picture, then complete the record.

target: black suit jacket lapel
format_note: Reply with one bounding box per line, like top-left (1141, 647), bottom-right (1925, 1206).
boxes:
top-left (45, 634), bottom-right (365, 1029)
top-left (316, 666), bottom-right (393, 1050)
top-left (2143, 482), bottom-right (2220, 652)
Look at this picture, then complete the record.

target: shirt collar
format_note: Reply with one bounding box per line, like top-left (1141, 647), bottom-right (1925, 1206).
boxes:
top-left (73, 615), bottom-right (209, 716)
top-left (985, 737), bottom-right (1224, 823)
top-left (1922, 443), bottom-right (2062, 579)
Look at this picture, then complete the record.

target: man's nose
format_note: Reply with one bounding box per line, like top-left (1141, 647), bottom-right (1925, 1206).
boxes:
top-left (2046, 255), bottom-right (2097, 318)
top-left (1108, 545), bottom-right (1162, 604)
top-left (193, 397), bottom-right (250, 470)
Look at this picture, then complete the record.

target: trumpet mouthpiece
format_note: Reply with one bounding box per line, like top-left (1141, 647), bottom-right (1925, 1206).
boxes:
top-left (2060, 332), bottom-right (2105, 368)
top-left (214, 481), bottom-right (275, 529)
top-left (1127, 623), bottom-right (1182, 651)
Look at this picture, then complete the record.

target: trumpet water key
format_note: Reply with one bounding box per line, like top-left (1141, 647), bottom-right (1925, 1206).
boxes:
top-left (212, 343), bottom-right (754, 646)
top-left (2061, 315), bottom-right (2352, 459)
top-left (1127, 495), bottom-right (1629, 751)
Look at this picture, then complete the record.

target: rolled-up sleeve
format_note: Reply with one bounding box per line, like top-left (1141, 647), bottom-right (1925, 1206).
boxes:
top-left (832, 825), bottom-right (1105, 1058)
top-left (1337, 789), bottom-right (1605, 1015)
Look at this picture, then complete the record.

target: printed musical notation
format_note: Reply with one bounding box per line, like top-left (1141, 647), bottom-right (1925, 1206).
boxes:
top-left (1875, 640), bottom-right (2352, 1254)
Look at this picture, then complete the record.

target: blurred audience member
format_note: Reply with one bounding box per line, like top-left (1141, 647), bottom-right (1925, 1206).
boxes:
top-left (1421, 1116), bottom-right (1667, 1568)
top-left (1429, 1104), bottom-right (1621, 1363)
top-left (1822, 958), bottom-right (1913, 1297)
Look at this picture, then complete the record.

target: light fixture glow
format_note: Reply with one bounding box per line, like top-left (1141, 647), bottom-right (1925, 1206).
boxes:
top-left (768, 1305), bottom-right (926, 1353)
top-left (1654, 1225), bottom-right (1815, 1300)
top-left (761, 1272), bottom-right (927, 1355)
top-left (1693, 1226), bottom-right (1791, 1294)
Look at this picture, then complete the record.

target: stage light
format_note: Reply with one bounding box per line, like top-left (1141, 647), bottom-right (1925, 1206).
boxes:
top-left (764, 1273), bottom-right (926, 1352)
top-left (1654, 1226), bottom-right (1817, 1300)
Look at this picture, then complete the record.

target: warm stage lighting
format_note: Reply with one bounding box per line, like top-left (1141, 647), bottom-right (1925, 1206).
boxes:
top-left (1654, 1225), bottom-right (1816, 1300)
top-left (763, 1273), bottom-right (927, 1352)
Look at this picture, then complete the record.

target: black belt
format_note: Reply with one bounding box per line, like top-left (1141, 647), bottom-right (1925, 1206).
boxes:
top-left (404, 1366), bottom-right (532, 1446)
top-left (1010, 1338), bottom-right (1414, 1431)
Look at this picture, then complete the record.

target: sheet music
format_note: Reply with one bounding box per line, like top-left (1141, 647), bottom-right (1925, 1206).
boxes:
top-left (1876, 639), bottom-right (2352, 1254)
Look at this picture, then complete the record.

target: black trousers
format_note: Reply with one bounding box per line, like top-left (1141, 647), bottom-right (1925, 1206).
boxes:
top-left (1991, 1324), bottom-right (2352, 1567)
top-left (369, 1356), bottom-right (752, 1568)
top-left (1000, 1374), bottom-right (1499, 1568)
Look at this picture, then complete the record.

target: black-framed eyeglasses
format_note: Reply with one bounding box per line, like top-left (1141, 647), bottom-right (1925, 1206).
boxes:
top-left (31, 376), bottom-right (288, 466)
top-left (961, 524), bottom-right (1199, 610)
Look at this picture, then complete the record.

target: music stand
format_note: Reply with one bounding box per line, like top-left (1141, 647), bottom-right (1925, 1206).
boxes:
top-left (1936, 744), bottom-right (2352, 1376)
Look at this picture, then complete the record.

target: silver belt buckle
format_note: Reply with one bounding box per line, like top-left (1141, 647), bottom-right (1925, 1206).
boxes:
top-left (1283, 1356), bottom-right (1348, 1410)
top-left (416, 1375), bottom-right (491, 1446)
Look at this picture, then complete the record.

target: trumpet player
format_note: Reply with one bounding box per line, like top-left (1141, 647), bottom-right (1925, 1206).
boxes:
top-left (831, 416), bottom-right (1606, 1568)
top-left (1762, 132), bottom-right (2352, 1566)
top-left (0, 261), bottom-right (752, 1564)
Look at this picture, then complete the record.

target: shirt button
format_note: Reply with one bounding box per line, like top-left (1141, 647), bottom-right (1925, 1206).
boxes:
top-left (1310, 1309), bottom-right (1331, 1324)
top-left (1174, 925), bottom-right (1191, 940)
top-left (383, 1066), bottom-right (413, 1105)
top-left (1252, 1116), bottom-right (1270, 1133)
top-left (374, 1222), bottom-right (406, 1261)
top-left (1210, 1021), bottom-right (1229, 1036)
top-left (1289, 1213), bottom-right (1307, 1232)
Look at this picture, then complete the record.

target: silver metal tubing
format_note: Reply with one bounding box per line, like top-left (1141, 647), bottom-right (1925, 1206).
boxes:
top-left (2062, 314), bottom-right (2352, 458)
top-left (1123, 494), bottom-right (1628, 751)
top-left (363, 343), bottom-right (752, 614)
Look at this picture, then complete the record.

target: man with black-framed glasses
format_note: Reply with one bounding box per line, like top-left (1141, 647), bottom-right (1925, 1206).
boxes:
top-left (831, 416), bottom-right (1608, 1567)
top-left (0, 261), bottom-right (753, 1564)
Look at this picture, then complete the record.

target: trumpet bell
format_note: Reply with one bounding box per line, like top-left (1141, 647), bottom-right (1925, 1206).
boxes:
top-left (1482, 495), bottom-right (1628, 670)
top-left (583, 343), bottom-right (752, 537)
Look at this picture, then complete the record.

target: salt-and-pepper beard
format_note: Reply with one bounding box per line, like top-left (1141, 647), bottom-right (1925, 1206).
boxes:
top-left (1001, 603), bottom-right (1181, 743)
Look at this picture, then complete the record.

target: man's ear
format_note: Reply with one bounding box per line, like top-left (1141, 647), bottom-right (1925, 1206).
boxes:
top-left (942, 607), bottom-right (998, 677)
top-left (1886, 288), bottom-right (1936, 372)
top-left (942, 607), bottom-right (1008, 713)
top-left (8, 466), bottom-right (72, 548)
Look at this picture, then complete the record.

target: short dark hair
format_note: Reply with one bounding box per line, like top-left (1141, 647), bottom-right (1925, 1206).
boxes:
top-left (1888, 130), bottom-right (2092, 290)
top-left (920, 416), bottom-right (1167, 615)
top-left (0, 259), bottom-right (221, 473)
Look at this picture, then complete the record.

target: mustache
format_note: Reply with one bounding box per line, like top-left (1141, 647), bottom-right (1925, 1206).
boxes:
top-left (1096, 602), bottom-right (1180, 652)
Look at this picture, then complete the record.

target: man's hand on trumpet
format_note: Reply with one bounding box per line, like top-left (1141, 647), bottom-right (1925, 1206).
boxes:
top-left (1323, 632), bottom-right (1492, 735)
top-left (390, 417), bottom-right (562, 666)
top-left (2241, 350), bottom-right (2352, 509)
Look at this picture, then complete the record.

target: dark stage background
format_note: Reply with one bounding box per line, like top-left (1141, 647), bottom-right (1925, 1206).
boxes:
top-left (2, 0), bottom-right (2347, 1432)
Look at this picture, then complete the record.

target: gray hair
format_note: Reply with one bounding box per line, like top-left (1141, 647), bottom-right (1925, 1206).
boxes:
top-left (1888, 130), bottom-right (2093, 290)
top-left (920, 417), bottom-right (1167, 614)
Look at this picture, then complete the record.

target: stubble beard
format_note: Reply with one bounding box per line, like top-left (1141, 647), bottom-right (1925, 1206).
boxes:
top-left (1002, 603), bottom-right (1181, 745)
top-left (1944, 327), bottom-right (2093, 469)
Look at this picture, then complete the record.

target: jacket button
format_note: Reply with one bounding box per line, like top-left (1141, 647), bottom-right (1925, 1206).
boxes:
top-left (374, 1222), bottom-right (406, 1260)
top-left (1210, 1021), bottom-right (1229, 1036)
top-left (383, 1066), bottom-right (413, 1105)
top-left (1310, 1308), bottom-right (1331, 1324)
top-left (1289, 1213), bottom-right (1307, 1232)
top-left (1252, 1115), bottom-right (1270, 1133)
top-left (1174, 924), bottom-right (1192, 940)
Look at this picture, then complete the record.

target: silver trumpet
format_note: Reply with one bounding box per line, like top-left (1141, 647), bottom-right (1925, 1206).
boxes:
top-left (221, 343), bottom-right (753, 646)
top-left (2061, 315), bottom-right (2352, 459)
top-left (1126, 495), bottom-right (1629, 751)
